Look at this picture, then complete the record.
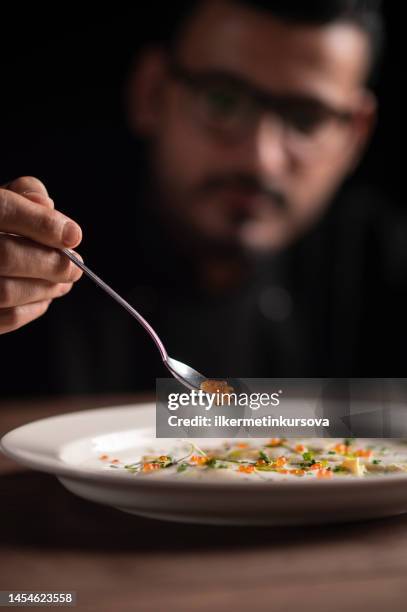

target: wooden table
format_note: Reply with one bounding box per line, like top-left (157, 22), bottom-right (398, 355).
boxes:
top-left (1, 395), bottom-right (407, 612)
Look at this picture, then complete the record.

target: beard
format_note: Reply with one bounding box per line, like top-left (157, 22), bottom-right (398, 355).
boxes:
top-left (150, 168), bottom-right (290, 257)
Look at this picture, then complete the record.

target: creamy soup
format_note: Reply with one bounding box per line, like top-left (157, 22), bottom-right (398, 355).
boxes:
top-left (96, 438), bottom-right (407, 481)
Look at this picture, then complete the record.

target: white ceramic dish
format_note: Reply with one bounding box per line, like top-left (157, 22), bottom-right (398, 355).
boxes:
top-left (2, 402), bottom-right (407, 525)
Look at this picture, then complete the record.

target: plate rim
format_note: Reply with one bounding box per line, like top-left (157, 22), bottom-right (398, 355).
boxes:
top-left (2, 402), bottom-right (407, 492)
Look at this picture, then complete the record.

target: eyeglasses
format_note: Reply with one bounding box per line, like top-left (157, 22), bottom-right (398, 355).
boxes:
top-left (168, 61), bottom-right (355, 159)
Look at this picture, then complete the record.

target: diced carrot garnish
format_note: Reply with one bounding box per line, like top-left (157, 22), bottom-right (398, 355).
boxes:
top-left (237, 443), bottom-right (249, 449)
top-left (295, 444), bottom-right (306, 453)
top-left (275, 456), bottom-right (287, 467)
top-left (317, 468), bottom-right (333, 479)
top-left (256, 459), bottom-right (267, 466)
top-left (143, 462), bottom-right (161, 472)
top-left (290, 469), bottom-right (306, 476)
top-left (333, 444), bottom-right (348, 455)
top-left (99, 454), bottom-right (109, 461)
top-left (268, 438), bottom-right (283, 447)
top-left (355, 449), bottom-right (373, 458)
top-left (238, 465), bottom-right (255, 474)
top-left (111, 459), bottom-right (120, 464)
top-left (190, 455), bottom-right (208, 465)
top-left (277, 469), bottom-right (289, 474)
top-left (310, 462), bottom-right (323, 470)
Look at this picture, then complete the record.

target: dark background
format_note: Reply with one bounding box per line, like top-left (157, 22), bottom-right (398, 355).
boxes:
top-left (1, 4), bottom-right (404, 206)
top-left (0, 4), bottom-right (405, 397)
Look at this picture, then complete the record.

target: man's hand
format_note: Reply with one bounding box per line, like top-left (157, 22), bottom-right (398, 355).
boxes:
top-left (0, 176), bottom-right (83, 334)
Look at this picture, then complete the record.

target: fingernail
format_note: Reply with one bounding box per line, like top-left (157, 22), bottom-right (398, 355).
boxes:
top-left (62, 221), bottom-right (81, 246)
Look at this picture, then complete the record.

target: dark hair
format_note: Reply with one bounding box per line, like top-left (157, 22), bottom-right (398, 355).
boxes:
top-left (167, 0), bottom-right (384, 86)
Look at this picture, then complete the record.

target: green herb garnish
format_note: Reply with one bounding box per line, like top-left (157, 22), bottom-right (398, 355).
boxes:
top-left (299, 451), bottom-right (316, 469)
top-left (255, 465), bottom-right (277, 472)
top-left (124, 462), bottom-right (142, 474)
top-left (258, 450), bottom-right (271, 463)
top-left (159, 456), bottom-right (174, 468)
top-left (206, 458), bottom-right (228, 469)
top-left (177, 462), bottom-right (189, 472)
top-left (302, 451), bottom-right (315, 462)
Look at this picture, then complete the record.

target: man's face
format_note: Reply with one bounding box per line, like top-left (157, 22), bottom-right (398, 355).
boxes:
top-left (132, 1), bottom-right (375, 253)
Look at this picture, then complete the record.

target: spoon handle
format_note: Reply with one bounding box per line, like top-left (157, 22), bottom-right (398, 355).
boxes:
top-left (61, 248), bottom-right (168, 361)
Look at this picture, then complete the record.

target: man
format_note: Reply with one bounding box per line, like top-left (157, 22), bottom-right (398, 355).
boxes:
top-left (1, 1), bottom-right (402, 396)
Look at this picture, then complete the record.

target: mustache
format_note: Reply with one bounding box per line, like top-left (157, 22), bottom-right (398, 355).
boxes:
top-left (195, 173), bottom-right (287, 210)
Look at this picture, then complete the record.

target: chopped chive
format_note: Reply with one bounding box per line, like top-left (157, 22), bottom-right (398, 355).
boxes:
top-left (177, 462), bottom-right (189, 473)
top-left (258, 450), bottom-right (271, 463)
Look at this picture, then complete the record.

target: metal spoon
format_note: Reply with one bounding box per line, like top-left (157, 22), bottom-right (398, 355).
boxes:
top-left (62, 248), bottom-right (206, 392)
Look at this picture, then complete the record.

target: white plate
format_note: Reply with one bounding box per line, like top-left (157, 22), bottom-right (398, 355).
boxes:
top-left (2, 402), bottom-right (407, 525)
